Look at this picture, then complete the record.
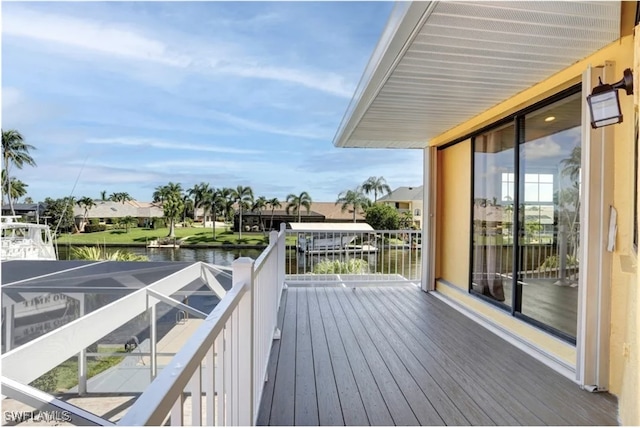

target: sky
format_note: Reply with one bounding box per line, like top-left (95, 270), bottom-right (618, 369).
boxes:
top-left (1, 1), bottom-right (424, 204)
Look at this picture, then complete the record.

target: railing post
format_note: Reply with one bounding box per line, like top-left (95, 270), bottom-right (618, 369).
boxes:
top-left (278, 223), bottom-right (286, 296)
top-left (4, 304), bottom-right (14, 352)
top-left (150, 296), bottom-right (158, 380)
top-left (232, 257), bottom-right (254, 425)
top-left (77, 294), bottom-right (87, 395)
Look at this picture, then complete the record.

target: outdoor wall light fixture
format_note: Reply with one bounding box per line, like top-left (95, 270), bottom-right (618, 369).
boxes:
top-left (587, 68), bottom-right (634, 128)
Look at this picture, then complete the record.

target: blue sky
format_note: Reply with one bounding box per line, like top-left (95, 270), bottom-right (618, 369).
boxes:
top-left (2, 1), bottom-right (423, 203)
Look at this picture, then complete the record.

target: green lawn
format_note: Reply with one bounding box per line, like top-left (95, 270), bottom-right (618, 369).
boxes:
top-left (55, 226), bottom-right (298, 246)
top-left (30, 345), bottom-right (126, 393)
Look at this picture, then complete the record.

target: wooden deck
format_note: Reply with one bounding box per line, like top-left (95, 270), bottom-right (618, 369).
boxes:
top-left (257, 285), bottom-right (618, 426)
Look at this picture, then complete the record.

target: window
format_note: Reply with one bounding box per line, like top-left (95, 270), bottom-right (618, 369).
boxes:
top-left (501, 173), bottom-right (515, 202)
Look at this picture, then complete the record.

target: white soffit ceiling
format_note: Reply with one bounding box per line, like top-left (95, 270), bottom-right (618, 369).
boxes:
top-left (334, 1), bottom-right (621, 149)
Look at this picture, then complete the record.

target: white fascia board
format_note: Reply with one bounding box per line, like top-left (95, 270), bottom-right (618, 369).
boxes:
top-left (333, 1), bottom-right (436, 148)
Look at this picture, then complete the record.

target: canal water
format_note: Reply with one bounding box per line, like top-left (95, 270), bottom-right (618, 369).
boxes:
top-left (57, 246), bottom-right (422, 278)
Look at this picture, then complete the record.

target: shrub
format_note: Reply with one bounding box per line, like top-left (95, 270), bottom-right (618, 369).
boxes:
top-left (71, 246), bottom-right (149, 261)
top-left (89, 218), bottom-right (100, 225)
top-left (313, 259), bottom-right (369, 274)
top-left (84, 224), bottom-right (107, 233)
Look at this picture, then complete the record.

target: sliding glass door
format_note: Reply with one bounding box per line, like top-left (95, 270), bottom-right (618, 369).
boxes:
top-left (471, 88), bottom-right (582, 341)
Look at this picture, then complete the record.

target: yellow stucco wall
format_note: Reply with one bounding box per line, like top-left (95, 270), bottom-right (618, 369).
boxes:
top-left (437, 140), bottom-right (470, 288)
top-left (608, 26), bottom-right (639, 426)
top-left (431, 31), bottom-right (638, 425)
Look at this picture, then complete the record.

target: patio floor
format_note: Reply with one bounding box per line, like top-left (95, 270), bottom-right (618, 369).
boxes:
top-left (257, 285), bottom-right (618, 426)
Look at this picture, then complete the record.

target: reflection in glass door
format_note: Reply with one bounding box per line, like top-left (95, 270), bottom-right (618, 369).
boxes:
top-left (471, 89), bottom-right (582, 341)
top-left (519, 93), bottom-right (582, 338)
top-left (471, 123), bottom-right (515, 307)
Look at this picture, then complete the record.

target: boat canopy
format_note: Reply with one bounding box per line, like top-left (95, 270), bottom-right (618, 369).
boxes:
top-left (288, 222), bottom-right (373, 232)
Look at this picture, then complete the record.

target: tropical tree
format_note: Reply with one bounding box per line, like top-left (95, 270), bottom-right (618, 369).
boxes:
top-left (231, 185), bottom-right (254, 238)
top-left (44, 196), bottom-right (75, 234)
top-left (2, 129), bottom-right (36, 216)
top-left (157, 183), bottom-right (184, 238)
top-left (100, 190), bottom-right (108, 201)
top-left (76, 196), bottom-right (96, 229)
top-left (364, 204), bottom-right (400, 230)
top-left (24, 196), bottom-right (34, 204)
top-left (286, 191), bottom-right (312, 223)
top-left (336, 188), bottom-right (370, 222)
top-left (361, 176), bottom-right (391, 203)
top-left (267, 197), bottom-right (281, 230)
top-left (121, 215), bottom-right (138, 233)
top-left (188, 182), bottom-right (212, 223)
top-left (252, 196), bottom-right (268, 234)
top-left (1, 171), bottom-right (28, 203)
top-left (202, 189), bottom-right (226, 239)
top-left (109, 192), bottom-right (133, 204)
top-left (182, 194), bottom-right (194, 225)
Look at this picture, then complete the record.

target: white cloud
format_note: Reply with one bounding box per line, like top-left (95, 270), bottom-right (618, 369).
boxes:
top-left (523, 138), bottom-right (563, 160)
top-left (206, 110), bottom-right (331, 140)
top-left (3, 7), bottom-right (354, 98)
top-left (3, 9), bottom-right (191, 67)
top-left (85, 137), bottom-right (262, 155)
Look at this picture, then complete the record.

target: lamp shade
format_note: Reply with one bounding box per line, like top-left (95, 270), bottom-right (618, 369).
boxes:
top-left (587, 88), bottom-right (622, 128)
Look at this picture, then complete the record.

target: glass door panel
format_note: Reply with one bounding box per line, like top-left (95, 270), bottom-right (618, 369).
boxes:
top-left (472, 123), bottom-right (515, 306)
top-left (519, 92), bottom-right (582, 337)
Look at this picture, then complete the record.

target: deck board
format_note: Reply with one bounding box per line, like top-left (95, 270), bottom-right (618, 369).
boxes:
top-left (294, 288), bottom-right (319, 426)
top-left (322, 288), bottom-right (395, 426)
top-left (307, 288), bottom-right (345, 426)
top-left (313, 288), bottom-right (369, 426)
top-left (324, 287), bottom-right (423, 426)
top-left (385, 287), bottom-right (617, 425)
top-left (257, 286), bottom-right (619, 426)
top-left (268, 288), bottom-right (297, 426)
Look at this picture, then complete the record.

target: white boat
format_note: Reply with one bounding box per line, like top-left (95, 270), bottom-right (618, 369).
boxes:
top-left (290, 222), bottom-right (378, 254)
top-left (1, 216), bottom-right (57, 261)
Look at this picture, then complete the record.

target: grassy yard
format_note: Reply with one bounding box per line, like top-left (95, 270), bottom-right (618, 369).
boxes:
top-left (55, 226), bottom-right (297, 246)
top-left (30, 345), bottom-right (126, 393)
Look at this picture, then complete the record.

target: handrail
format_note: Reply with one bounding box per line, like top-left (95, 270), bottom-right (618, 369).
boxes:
top-left (1, 376), bottom-right (114, 426)
top-left (118, 280), bottom-right (249, 426)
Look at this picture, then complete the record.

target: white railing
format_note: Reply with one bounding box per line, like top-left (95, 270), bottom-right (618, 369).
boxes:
top-left (119, 228), bottom-right (286, 426)
top-left (286, 228), bottom-right (422, 284)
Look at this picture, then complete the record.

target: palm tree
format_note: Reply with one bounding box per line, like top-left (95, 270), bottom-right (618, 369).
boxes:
top-left (231, 185), bottom-right (254, 238)
top-left (1, 171), bottom-right (28, 204)
top-left (156, 183), bottom-right (184, 237)
top-left (336, 188), bottom-right (370, 222)
top-left (121, 215), bottom-right (137, 233)
top-left (100, 190), bottom-right (108, 201)
top-left (24, 196), bottom-right (33, 204)
top-left (361, 176), bottom-right (391, 203)
top-left (109, 192), bottom-right (133, 204)
top-left (76, 196), bottom-right (96, 230)
top-left (286, 191), bottom-right (312, 223)
top-left (252, 196), bottom-right (268, 234)
top-left (267, 197), bottom-right (281, 230)
top-left (202, 189), bottom-right (225, 239)
top-left (188, 182), bottom-right (212, 223)
top-left (2, 129), bottom-right (36, 216)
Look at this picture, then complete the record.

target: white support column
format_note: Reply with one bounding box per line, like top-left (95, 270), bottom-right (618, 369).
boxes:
top-left (577, 63), bottom-right (614, 391)
top-left (231, 257), bottom-right (254, 425)
top-left (422, 146), bottom-right (437, 292)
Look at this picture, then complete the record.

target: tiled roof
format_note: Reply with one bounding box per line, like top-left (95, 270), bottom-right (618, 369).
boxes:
top-left (378, 186), bottom-right (423, 202)
top-left (73, 201), bottom-right (164, 218)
